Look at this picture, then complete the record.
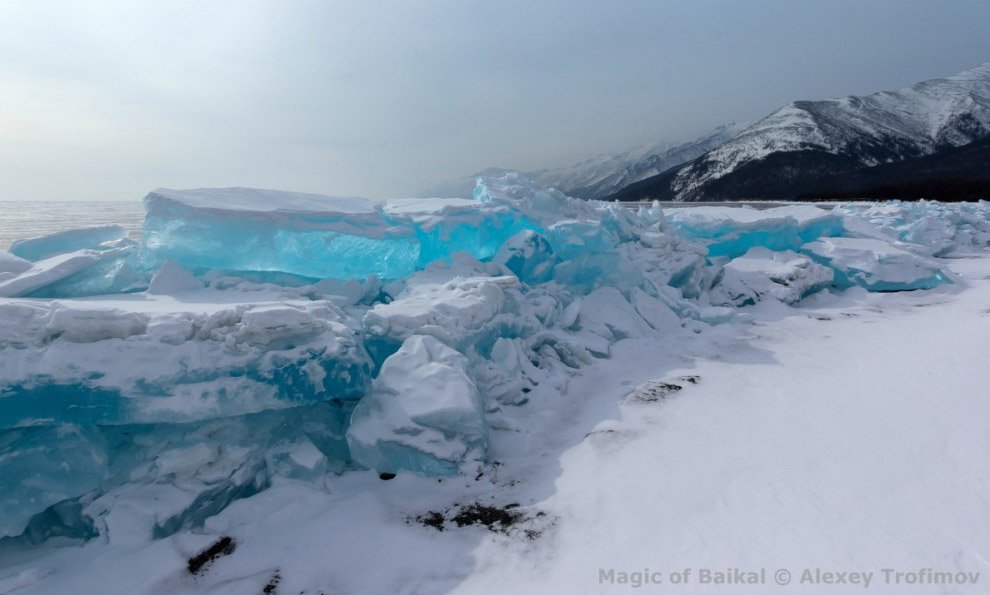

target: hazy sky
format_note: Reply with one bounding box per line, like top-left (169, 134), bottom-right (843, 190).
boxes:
top-left (2, 1), bottom-right (989, 201)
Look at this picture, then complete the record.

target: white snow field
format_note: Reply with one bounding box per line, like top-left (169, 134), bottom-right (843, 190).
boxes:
top-left (0, 176), bottom-right (988, 594)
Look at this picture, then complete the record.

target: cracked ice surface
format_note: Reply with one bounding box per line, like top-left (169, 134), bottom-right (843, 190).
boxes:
top-left (0, 174), bottom-right (982, 546)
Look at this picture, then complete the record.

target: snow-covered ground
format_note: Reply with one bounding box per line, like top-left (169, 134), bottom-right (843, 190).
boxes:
top-left (0, 180), bottom-right (988, 594)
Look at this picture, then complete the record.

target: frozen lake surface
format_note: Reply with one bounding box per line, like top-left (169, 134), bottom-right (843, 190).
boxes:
top-left (0, 202), bottom-right (144, 250)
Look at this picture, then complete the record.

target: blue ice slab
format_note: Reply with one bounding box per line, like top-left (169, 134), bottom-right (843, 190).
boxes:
top-left (0, 245), bottom-right (147, 299)
top-left (142, 188), bottom-right (421, 280)
top-left (143, 188), bottom-right (539, 281)
top-left (9, 226), bottom-right (128, 262)
top-left (666, 205), bottom-right (844, 259)
top-left (0, 425), bottom-right (108, 537)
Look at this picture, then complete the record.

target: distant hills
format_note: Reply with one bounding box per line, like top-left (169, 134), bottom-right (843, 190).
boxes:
top-left (430, 63), bottom-right (990, 202)
top-left (420, 123), bottom-right (747, 200)
top-left (608, 63), bottom-right (990, 202)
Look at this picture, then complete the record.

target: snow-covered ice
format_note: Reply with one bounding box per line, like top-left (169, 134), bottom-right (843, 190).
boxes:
top-left (8, 226), bottom-right (127, 262)
top-left (801, 236), bottom-right (948, 291)
top-left (347, 335), bottom-right (487, 476)
top-left (708, 247), bottom-right (834, 306)
top-left (0, 175), bottom-right (987, 593)
top-left (666, 204), bottom-right (844, 258)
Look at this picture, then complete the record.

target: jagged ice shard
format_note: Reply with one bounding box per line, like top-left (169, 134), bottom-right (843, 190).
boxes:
top-left (0, 173), bottom-right (981, 543)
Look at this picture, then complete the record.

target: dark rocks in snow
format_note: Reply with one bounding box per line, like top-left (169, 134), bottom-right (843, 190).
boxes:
top-left (262, 570), bottom-right (281, 594)
top-left (628, 381), bottom-right (683, 403)
top-left (187, 535), bottom-right (236, 575)
top-left (413, 502), bottom-right (551, 538)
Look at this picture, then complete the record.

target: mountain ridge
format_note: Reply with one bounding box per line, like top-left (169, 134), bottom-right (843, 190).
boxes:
top-left (610, 63), bottom-right (990, 201)
top-left (419, 122), bottom-right (748, 200)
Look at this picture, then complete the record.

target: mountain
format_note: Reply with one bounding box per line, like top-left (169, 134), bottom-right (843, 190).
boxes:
top-left (609, 63), bottom-right (990, 202)
top-left (530, 122), bottom-right (747, 199)
top-left (798, 135), bottom-right (990, 202)
top-left (420, 123), bottom-right (747, 200)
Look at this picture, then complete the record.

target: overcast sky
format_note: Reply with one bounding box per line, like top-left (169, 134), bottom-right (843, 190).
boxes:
top-left (2, 1), bottom-right (989, 201)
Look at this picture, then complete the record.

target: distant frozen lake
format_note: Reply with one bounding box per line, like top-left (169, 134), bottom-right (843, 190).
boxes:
top-left (0, 201), bottom-right (144, 249)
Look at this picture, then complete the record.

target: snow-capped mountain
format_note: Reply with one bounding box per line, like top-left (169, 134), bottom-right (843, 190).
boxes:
top-left (530, 122), bottom-right (747, 199)
top-left (610, 63), bottom-right (990, 201)
top-left (420, 123), bottom-right (747, 200)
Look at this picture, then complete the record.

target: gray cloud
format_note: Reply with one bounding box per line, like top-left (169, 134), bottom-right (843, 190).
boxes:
top-left (2, 0), bottom-right (989, 200)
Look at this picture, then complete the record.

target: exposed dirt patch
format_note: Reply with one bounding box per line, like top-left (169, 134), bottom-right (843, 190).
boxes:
top-left (627, 381), bottom-right (683, 403)
top-left (262, 570), bottom-right (281, 594)
top-left (452, 503), bottom-right (521, 530)
top-left (413, 503), bottom-right (553, 539)
top-left (187, 536), bottom-right (235, 575)
top-left (415, 511), bottom-right (446, 531)
top-left (678, 375), bottom-right (701, 384)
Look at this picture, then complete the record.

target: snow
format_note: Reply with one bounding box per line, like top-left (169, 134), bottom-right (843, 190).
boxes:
top-left (0, 174), bottom-right (987, 592)
top-left (146, 260), bottom-right (203, 294)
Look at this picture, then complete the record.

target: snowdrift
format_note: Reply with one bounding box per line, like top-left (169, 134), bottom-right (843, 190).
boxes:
top-left (0, 174), bottom-right (987, 543)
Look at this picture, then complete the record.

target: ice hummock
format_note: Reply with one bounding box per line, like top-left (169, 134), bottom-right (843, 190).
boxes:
top-left (347, 335), bottom-right (487, 476)
top-left (801, 237), bottom-right (949, 291)
top-left (666, 204), bottom-right (844, 258)
top-left (9, 225), bottom-right (128, 262)
top-left (835, 199), bottom-right (990, 257)
top-left (142, 187), bottom-right (536, 281)
top-left (0, 297), bottom-right (370, 429)
top-left (708, 247), bottom-right (834, 306)
top-left (0, 247), bottom-right (144, 298)
top-left (0, 174), bottom-right (974, 545)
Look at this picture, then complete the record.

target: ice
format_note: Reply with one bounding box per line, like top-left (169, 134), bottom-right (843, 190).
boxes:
top-left (347, 335), bottom-right (486, 476)
top-left (0, 425), bottom-right (108, 537)
top-left (709, 248), bottom-right (834, 306)
top-left (666, 205), bottom-right (844, 258)
top-left (493, 230), bottom-right (557, 284)
top-left (0, 251), bottom-right (32, 278)
top-left (0, 173), bottom-right (983, 553)
top-left (142, 187), bottom-right (536, 281)
top-left (836, 200), bottom-right (990, 256)
top-left (801, 237), bottom-right (949, 291)
top-left (365, 273), bottom-right (520, 351)
top-left (0, 247), bottom-right (144, 298)
top-left (0, 298), bottom-right (371, 428)
top-left (9, 225), bottom-right (127, 261)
